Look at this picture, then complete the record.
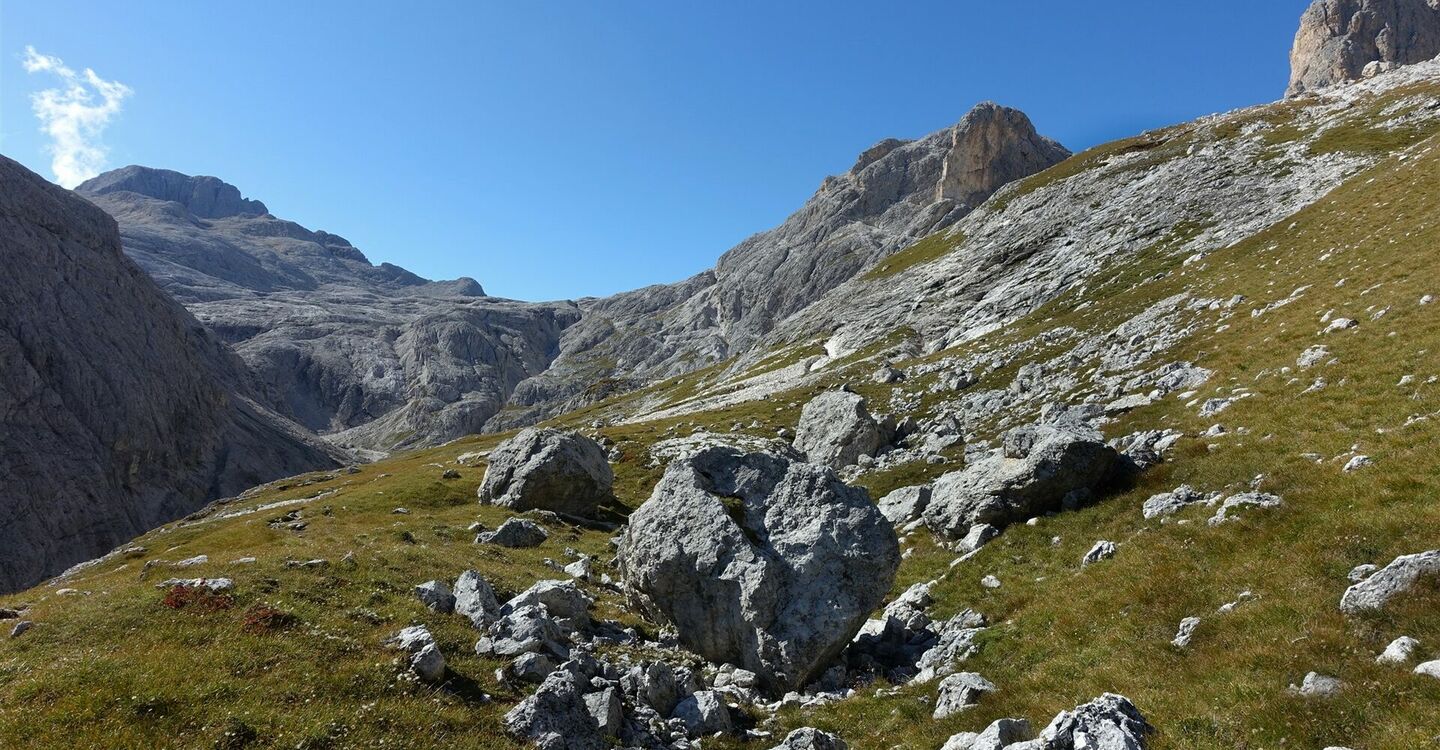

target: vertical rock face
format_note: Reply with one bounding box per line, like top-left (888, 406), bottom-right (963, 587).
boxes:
top-left (0, 156), bottom-right (339, 593)
top-left (935, 102), bottom-right (1071, 208)
top-left (1288, 0), bottom-right (1440, 96)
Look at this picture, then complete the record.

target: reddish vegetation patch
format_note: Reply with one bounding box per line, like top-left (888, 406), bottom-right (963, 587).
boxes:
top-left (161, 585), bottom-right (235, 612)
top-left (241, 603), bottom-right (296, 634)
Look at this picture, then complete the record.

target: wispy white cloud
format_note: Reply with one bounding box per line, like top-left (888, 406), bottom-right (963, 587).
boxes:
top-left (21, 46), bottom-right (132, 188)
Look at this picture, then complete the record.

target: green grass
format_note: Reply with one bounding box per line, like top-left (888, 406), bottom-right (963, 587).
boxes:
top-left (863, 232), bottom-right (966, 280)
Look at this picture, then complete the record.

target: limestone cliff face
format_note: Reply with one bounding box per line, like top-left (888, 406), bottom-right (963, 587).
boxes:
top-left (0, 156), bottom-right (340, 593)
top-left (1288, 0), bottom-right (1440, 96)
top-left (936, 103), bottom-right (1071, 208)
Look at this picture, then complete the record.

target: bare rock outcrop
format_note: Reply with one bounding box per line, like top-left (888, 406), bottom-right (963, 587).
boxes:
top-left (1288, 0), bottom-right (1440, 96)
top-left (617, 447), bottom-right (900, 694)
top-left (936, 102), bottom-right (1071, 207)
top-left (0, 156), bottom-right (338, 593)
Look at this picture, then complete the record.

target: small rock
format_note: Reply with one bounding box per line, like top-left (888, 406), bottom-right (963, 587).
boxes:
top-left (877, 485), bottom-right (931, 526)
top-left (1324, 318), bottom-right (1358, 333)
top-left (509, 652), bottom-right (558, 684)
top-left (793, 391), bottom-right (892, 470)
top-left (442, 469), bottom-right (462, 479)
top-left (1034, 694), bottom-right (1152, 749)
top-left (960, 523), bottom-right (1000, 554)
top-left (1342, 455), bottom-right (1373, 472)
top-left (479, 427), bottom-right (616, 518)
top-left (414, 580), bottom-right (456, 613)
top-left (392, 507), bottom-right (410, 515)
top-left (1296, 345), bottom-right (1330, 368)
top-left (157, 577), bottom-right (234, 592)
top-left (947, 717), bottom-right (1031, 750)
top-left (1207, 492), bottom-right (1282, 526)
top-left (1415, 660), bottom-right (1440, 680)
top-left (283, 558), bottom-right (329, 569)
top-left (385, 625), bottom-right (446, 682)
top-left (1340, 549), bottom-right (1440, 614)
top-left (980, 575), bottom-right (1002, 589)
top-left (584, 686), bottom-right (623, 737)
top-left (1291, 672), bottom-right (1344, 698)
top-left (672, 690), bottom-right (731, 736)
top-left (1142, 484), bottom-right (1211, 519)
top-left (563, 557), bottom-right (593, 581)
top-left (1172, 617), bottom-right (1201, 649)
top-left (1081, 540), bottom-right (1117, 566)
top-left (1199, 398), bottom-right (1234, 418)
top-left (1347, 563), bottom-right (1378, 583)
top-left (932, 672), bottom-right (997, 719)
top-left (10, 621), bottom-right (32, 638)
top-left (455, 570), bottom-right (502, 627)
top-left (769, 727), bottom-right (848, 750)
top-left (477, 518), bottom-right (549, 548)
top-left (1377, 636), bottom-right (1420, 665)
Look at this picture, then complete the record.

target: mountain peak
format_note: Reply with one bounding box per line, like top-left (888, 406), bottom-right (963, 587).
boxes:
top-left (77, 165), bottom-right (270, 219)
top-left (936, 101), bottom-right (1071, 207)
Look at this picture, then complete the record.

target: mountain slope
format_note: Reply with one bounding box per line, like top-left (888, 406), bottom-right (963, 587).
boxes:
top-left (4, 60), bottom-right (1439, 750)
top-left (0, 156), bottom-right (341, 593)
top-left (489, 103), bottom-right (1069, 429)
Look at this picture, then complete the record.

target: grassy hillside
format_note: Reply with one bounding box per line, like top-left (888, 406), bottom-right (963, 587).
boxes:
top-left (5, 86), bottom-right (1440, 749)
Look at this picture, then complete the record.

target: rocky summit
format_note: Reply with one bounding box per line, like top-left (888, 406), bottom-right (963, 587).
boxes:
top-left (1288, 0), bottom-right (1440, 96)
top-left (3, 3), bottom-right (1440, 749)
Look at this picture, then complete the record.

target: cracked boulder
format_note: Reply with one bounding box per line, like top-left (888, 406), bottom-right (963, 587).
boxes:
top-left (617, 447), bottom-right (899, 694)
top-left (479, 427), bottom-right (615, 518)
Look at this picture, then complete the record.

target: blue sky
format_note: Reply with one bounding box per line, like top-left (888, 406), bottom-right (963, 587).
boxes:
top-left (2, 1), bottom-right (1311, 301)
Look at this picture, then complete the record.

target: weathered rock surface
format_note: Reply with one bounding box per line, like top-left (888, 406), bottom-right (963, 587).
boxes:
top-left (794, 391), bottom-right (891, 470)
top-left (1340, 549), bottom-right (1440, 613)
top-left (1288, 0), bottom-right (1440, 96)
top-left (770, 727), bottom-right (849, 750)
top-left (504, 667), bottom-right (605, 750)
top-left (478, 428), bottom-right (615, 518)
top-left (454, 569), bottom-right (502, 627)
top-left (932, 671), bottom-right (997, 719)
top-left (476, 518), bottom-right (549, 548)
top-left (617, 447), bottom-right (900, 694)
top-left (0, 155), bottom-right (339, 594)
top-left (1035, 693), bottom-right (1154, 749)
top-left (924, 424), bottom-right (1120, 538)
top-left (935, 103), bottom-right (1072, 207)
